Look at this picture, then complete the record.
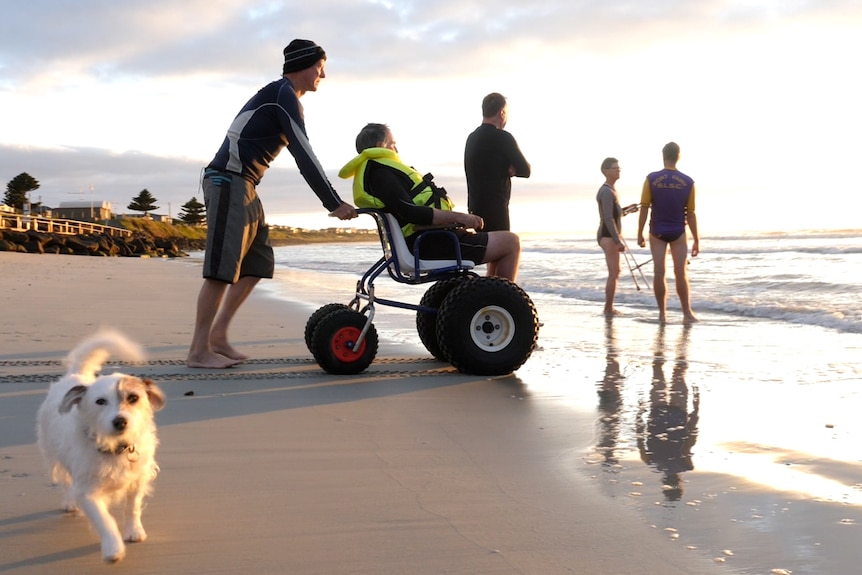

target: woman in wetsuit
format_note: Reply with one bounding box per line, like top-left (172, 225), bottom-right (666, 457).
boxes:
top-left (596, 157), bottom-right (625, 316)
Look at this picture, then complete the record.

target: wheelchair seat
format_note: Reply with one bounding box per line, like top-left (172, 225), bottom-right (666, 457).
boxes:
top-left (363, 209), bottom-right (475, 282)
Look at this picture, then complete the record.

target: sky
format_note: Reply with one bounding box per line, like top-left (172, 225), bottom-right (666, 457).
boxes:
top-left (1, 0), bottom-right (860, 234)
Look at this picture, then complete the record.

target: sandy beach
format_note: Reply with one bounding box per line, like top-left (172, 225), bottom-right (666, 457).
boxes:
top-left (1, 251), bottom-right (860, 574)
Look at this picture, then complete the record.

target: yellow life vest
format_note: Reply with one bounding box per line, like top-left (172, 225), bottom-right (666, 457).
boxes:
top-left (339, 147), bottom-right (454, 237)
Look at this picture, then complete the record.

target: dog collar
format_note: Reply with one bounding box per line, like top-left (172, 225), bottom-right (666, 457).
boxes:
top-left (83, 428), bottom-right (139, 460)
top-left (102, 443), bottom-right (140, 462)
top-left (98, 443), bottom-right (135, 456)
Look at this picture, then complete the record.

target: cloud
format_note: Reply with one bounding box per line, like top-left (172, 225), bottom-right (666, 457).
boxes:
top-left (2, 0), bottom-right (861, 232)
top-left (6, 0), bottom-right (847, 87)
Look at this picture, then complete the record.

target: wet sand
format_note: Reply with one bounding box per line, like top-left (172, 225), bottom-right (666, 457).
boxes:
top-left (1, 251), bottom-right (860, 574)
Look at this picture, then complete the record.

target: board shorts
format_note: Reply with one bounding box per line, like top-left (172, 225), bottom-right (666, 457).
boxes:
top-left (202, 168), bottom-right (274, 283)
top-left (406, 228), bottom-right (489, 264)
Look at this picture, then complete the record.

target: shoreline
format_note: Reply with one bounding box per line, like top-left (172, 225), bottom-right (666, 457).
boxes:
top-left (1, 252), bottom-right (861, 574)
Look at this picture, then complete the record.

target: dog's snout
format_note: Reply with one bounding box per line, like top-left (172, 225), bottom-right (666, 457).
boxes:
top-left (112, 416), bottom-right (127, 431)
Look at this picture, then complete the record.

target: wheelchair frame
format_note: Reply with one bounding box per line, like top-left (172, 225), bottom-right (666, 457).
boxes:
top-left (348, 208), bottom-right (479, 348)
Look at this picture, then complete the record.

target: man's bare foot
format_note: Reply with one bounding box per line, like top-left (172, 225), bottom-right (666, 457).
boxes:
top-left (603, 308), bottom-right (622, 317)
top-left (211, 343), bottom-right (249, 362)
top-left (658, 312), bottom-right (667, 324)
top-left (683, 313), bottom-right (700, 324)
top-left (186, 351), bottom-right (243, 369)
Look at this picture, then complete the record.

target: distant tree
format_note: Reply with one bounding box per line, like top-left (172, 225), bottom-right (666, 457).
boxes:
top-left (127, 189), bottom-right (159, 216)
top-left (4, 172), bottom-right (40, 209)
top-left (178, 196), bottom-right (206, 225)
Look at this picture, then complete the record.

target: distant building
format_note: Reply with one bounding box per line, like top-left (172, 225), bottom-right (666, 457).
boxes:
top-left (54, 201), bottom-right (113, 222)
top-left (115, 212), bottom-right (174, 223)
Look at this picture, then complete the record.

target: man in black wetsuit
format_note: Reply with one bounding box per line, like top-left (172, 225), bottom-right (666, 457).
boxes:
top-left (464, 92), bottom-right (531, 241)
top-left (187, 39), bottom-right (356, 369)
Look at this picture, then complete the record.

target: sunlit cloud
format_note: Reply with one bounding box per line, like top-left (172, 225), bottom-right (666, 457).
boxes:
top-left (1, 0), bottom-right (860, 232)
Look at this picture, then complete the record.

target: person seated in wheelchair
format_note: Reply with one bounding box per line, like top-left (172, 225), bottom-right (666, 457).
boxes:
top-left (339, 123), bottom-right (521, 281)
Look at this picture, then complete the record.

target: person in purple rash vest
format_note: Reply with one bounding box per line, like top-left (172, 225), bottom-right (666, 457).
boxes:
top-left (637, 142), bottom-right (699, 324)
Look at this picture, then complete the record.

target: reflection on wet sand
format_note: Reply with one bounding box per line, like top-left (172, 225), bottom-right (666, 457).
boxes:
top-left (584, 318), bottom-right (862, 575)
top-left (636, 324), bottom-right (698, 501)
top-left (596, 319), bottom-right (624, 468)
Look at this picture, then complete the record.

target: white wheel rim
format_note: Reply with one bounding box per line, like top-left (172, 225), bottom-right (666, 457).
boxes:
top-left (469, 305), bottom-right (515, 352)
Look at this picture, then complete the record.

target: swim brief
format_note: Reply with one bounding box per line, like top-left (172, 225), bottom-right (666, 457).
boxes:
top-left (651, 231), bottom-right (684, 243)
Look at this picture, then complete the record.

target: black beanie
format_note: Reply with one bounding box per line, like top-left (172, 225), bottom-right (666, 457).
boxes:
top-left (283, 39), bottom-right (326, 74)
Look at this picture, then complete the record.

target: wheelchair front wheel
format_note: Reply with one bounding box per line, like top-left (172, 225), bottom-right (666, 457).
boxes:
top-left (436, 277), bottom-right (539, 375)
top-left (304, 303), bottom-right (348, 352)
top-left (310, 308), bottom-right (378, 375)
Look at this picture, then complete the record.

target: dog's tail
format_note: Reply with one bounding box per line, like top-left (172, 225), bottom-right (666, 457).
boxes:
top-left (63, 328), bottom-right (145, 379)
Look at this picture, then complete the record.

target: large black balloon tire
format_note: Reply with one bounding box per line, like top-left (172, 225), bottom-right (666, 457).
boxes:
top-left (416, 276), bottom-right (471, 361)
top-left (310, 308), bottom-right (378, 375)
top-left (436, 277), bottom-right (539, 375)
top-left (304, 303), bottom-right (348, 352)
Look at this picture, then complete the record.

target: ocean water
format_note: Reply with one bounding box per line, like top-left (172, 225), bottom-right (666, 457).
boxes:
top-left (268, 229), bottom-right (862, 335)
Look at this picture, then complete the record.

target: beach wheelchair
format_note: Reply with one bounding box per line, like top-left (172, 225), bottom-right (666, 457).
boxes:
top-left (304, 208), bottom-right (540, 376)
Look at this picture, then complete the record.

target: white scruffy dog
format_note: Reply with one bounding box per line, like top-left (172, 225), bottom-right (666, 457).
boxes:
top-left (36, 329), bottom-right (165, 563)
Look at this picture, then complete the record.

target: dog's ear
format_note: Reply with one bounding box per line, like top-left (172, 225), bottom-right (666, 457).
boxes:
top-left (143, 379), bottom-right (166, 412)
top-left (59, 385), bottom-right (87, 413)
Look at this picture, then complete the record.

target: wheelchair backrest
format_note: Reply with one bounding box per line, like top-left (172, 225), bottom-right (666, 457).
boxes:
top-left (362, 209), bottom-right (475, 282)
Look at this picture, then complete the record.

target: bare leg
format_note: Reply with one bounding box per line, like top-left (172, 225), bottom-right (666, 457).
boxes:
top-left (600, 237), bottom-right (621, 315)
top-left (669, 235), bottom-right (698, 323)
top-left (210, 276), bottom-right (260, 359)
top-left (649, 235), bottom-right (669, 323)
top-left (187, 279), bottom-right (243, 369)
top-left (485, 261), bottom-right (498, 278)
top-left (483, 231), bottom-right (521, 282)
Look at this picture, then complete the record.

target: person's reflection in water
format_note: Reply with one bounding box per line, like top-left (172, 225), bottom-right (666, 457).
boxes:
top-left (636, 324), bottom-right (699, 501)
top-left (596, 318), bottom-right (624, 468)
